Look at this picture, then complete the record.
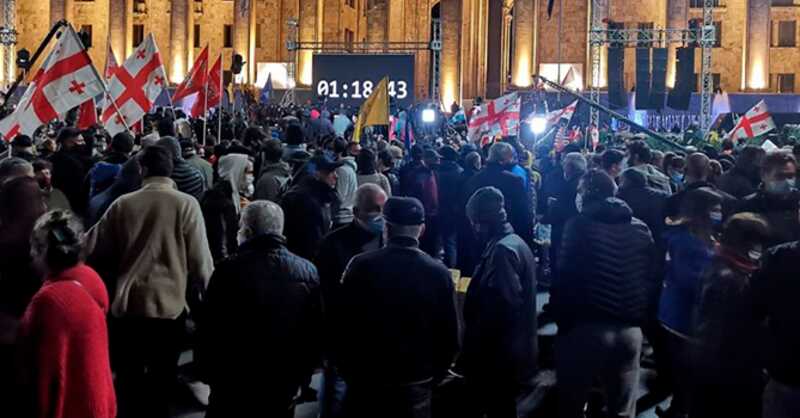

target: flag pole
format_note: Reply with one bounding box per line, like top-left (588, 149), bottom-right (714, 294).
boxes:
top-left (76, 23), bottom-right (131, 135)
top-left (202, 68), bottom-right (209, 146)
top-left (217, 54), bottom-right (223, 145)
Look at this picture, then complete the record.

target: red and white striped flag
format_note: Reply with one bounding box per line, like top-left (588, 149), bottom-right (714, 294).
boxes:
top-left (101, 34), bottom-right (168, 137)
top-left (727, 99), bottom-right (776, 140)
top-left (0, 25), bottom-right (107, 141)
top-left (173, 45), bottom-right (208, 103)
top-left (191, 54), bottom-right (222, 117)
top-left (467, 92), bottom-right (520, 142)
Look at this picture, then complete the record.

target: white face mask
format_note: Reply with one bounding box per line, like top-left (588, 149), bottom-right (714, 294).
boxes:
top-left (748, 250), bottom-right (762, 261)
top-left (575, 193), bottom-right (583, 213)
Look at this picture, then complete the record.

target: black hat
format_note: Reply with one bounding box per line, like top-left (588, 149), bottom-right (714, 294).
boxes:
top-left (310, 154), bottom-right (344, 173)
top-left (111, 132), bottom-right (135, 154)
top-left (11, 135), bottom-right (32, 148)
top-left (384, 197), bottom-right (426, 226)
top-left (439, 145), bottom-right (458, 161)
top-left (466, 186), bottom-right (507, 224)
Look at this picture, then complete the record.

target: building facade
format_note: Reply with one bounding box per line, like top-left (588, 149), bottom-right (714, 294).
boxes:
top-left (6, 0), bottom-right (800, 106)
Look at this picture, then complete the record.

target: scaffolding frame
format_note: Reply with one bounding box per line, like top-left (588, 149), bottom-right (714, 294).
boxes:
top-left (1, 0), bottom-right (16, 89)
top-left (589, 0), bottom-right (716, 132)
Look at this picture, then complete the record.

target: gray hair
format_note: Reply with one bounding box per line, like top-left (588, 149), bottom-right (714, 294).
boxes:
top-left (563, 152), bottom-right (588, 174)
top-left (488, 142), bottom-right (514, 163)
top-left (355, 183), bottom-right (387, 212)
top-left (0, 157), bottom-right (33, 183)
top-left (240, 200), bottom-right (285, 239)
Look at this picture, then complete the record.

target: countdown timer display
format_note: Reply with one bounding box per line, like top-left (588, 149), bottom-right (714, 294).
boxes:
top-left (312, 54), bottom-right (415, 107)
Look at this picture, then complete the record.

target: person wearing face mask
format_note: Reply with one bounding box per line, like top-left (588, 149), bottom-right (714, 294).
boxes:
top-left (656, 188), bottom-right (722, 418)
top-left (691, 213), bottom-right (770, 418)
top-left (735, 151), bottom-right (800, 247)
top-left (457, 186), bottom-right (537, 418)
top-left (33, 159), bottom-right (71, 211)
top-left (717, 146), bottom-right (765, 199)
top-left (49, 127), bottom-right (93, 217)
top-left (554, 169), bottom-right (656, 418)
top-left (198, 201), bottom-right (322, 418)
top-left (665, 153), bottom-right (738, 222)
top-left (314, 184), bottom-right (387, 418)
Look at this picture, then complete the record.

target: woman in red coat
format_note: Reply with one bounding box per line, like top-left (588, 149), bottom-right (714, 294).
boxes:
top-left (17, 210), bottom-right (116, 418)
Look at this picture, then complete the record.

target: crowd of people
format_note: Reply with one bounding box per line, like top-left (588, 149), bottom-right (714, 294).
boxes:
top-left (0, 101), bottom-right (798, 418)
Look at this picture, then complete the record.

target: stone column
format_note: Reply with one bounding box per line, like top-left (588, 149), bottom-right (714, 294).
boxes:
top-left (511, 0), bottom-right (534, 88)
top-left (440, 0), bottom-right (461, 106)
top-left (486, 0), bottom-right (503, 97)
top-left (387, 0), bottom-right (405, 42)
top-left (366, 0), bottom-right (389, 46)
top-left (109, 0), bottom-right (127, 67)
top-left (233, 0), bottom-right (255, 84)
top-left (169, 0), bottom-right (189, 83)
top-left (297, 0), bottom-right (321, 86)
top-left (666, 0), bottom-right (687, 88)
top-left (746, 0), bottom-right (770, 90)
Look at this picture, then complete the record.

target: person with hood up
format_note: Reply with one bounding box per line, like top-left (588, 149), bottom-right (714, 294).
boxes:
top-left (16, 210), bottom-right (117, 418)
top-left (457, 186), bottom-right (538, 418)
top-left (87, 157), bottom-right (142, 228)
top-left (156, 136), bottom-right (206, 200)
top-left (554, 170), bottom-right (656, 418)
top-left (255, 139), bottom-right (293, 202)
top-left (717, 146), bottom-right (764, 199)
top-left (49, 127), bottom-right (92, 216)
top-left (33, 159), bottom-right (72, 212)
top-left (626, 140), bottom-right (672, 193)
top-left (328, 138), bottom-right (359, 228)
top-left (181, 139), bottom-right (214, 190)
top-left (217, 153), bottom-right (254, 212)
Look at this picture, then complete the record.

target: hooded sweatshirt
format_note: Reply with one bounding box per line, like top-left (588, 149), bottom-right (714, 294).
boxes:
top-left (334, 156), bottom-right (358, 226)
top-left (156, 136), bottom-right (206, 200)
top-left (217, 153), bottom-right (250, 213)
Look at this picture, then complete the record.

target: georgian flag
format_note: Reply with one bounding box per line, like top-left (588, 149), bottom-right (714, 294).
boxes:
top-left (526, 100), bottom-right (578, 127)
top-left (727, 99), bottom-right (776, 140)
top-left (0, 25), bottom-right (106, 140)
top-left (105, 43), bottom-right (119, 80)
top-left (101, 34), bottom-right (168, 137)
top-left (467, 92), bottom-right (520, 143)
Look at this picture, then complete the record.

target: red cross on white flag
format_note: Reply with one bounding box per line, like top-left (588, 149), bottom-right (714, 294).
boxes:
top-left (0, 25), bottom-right (106, 141)
top-left (101, 34), bottom-right (168, 137)
top-left (467, 92), bottom-right (520, 143)
top-left (727, 99), bottom-right (776, 140)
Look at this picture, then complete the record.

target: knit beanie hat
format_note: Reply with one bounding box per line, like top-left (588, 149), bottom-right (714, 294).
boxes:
top-left (466, 186), bottom-right (507, 224)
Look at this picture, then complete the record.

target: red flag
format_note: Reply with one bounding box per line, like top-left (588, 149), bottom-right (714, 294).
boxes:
top-left (101, 34), bottom-right (168, 137)
top-left (173, 45), bottom-right (208, 103)
top-left (191, 54), bottom-right (222, 118)
top-left (105, 43), bottom-right (119, 80)
top-left (76, 98), bottom-right (97, 129)
top-left (0, 25), bottom-right (106, 139)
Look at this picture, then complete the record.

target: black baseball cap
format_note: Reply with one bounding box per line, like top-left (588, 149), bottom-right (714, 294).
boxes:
top-left (11, 135), bottom-right (32, 147)
top-left (310, 154), bottom-right (344, 173)
top-left (384, 197), bottom-right (426, 226)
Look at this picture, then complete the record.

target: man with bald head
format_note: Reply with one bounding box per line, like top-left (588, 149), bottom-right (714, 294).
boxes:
top-left (665, 152), bottom-right (737, 220)
top-left (315, 183), bottom-right (388, 418)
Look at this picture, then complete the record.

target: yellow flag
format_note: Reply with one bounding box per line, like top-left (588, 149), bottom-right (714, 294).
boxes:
top-left (353, 77), bottom-right (390, 143)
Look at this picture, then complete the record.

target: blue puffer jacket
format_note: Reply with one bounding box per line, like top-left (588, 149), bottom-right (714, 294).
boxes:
top-left (658, 225), bottom-right (715, 336)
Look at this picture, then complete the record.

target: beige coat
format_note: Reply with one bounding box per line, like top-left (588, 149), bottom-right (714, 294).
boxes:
top-left (85, 177), bottom-right (214, 319)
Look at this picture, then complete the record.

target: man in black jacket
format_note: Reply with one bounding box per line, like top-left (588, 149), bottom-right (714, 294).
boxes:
top-left (717, 146), bottom-right (764, 199)
top-left (339, 197), bottom-right (459, 418)
top-left (753, 239), bottom-right (800, 417)
top-left (459, 142), bottom-right (534, 274)
top-left (541, 152), bottom-right (586, 282)
top-left (49, 127), bottom-right (92, 216)
top-left (281, 154), bottom-right (342, 261)
top-left (315, 184), bottom-right (387, 418)
top-left (665, 152), bottom-right (738, 220)
top-left (436, 146), bottom-right (464, 267)
top-left (735, 151), bottom-right (800, 247)
top-left (199, 200), bottom-right (321, 418)
top-left (458, 186), bottom-right (538, 418)
top-left (554, 170), bottom-right (656, 418)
